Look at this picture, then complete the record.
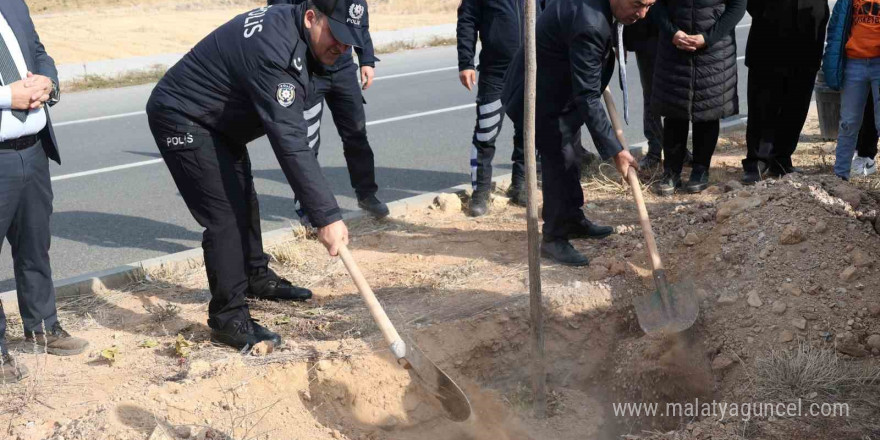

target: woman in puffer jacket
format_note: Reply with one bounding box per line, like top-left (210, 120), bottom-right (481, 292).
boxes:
top-left (823, 0), bottom-right (880, 181)
top-left (650, 0), bottom-right (746, 195)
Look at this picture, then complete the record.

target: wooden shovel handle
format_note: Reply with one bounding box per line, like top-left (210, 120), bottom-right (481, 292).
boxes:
top-left (337, 244), bottom-right (406, 358)
top-left (602, 89), bottom-right (664, 272)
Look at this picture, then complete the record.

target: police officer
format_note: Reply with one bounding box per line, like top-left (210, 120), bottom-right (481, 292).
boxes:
top-left (269, 0), bottom-right (388, 220)
top-left (457, 0), bottom-right (528, 216)
top-left (505, 0), bottom-right (647, 266)
top-left (146, 0), bottom-right (365, 349)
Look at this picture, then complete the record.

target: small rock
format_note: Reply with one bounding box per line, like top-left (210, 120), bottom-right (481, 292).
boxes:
top-left (830, 183), bottom-right (862, 209)
top-left (779, 282), bottom-right (802, 297)
top-left (771, 301), bottom-right (787, 315)
top-left (807, 216), bottom-right (817, 225)
top-left (175, 426), bottom-right (194, 439)
top-left (779, 330), bottom-right (795, 343)
top-left (814, 221), bottom-right (829, 233)
top-left (837, 341), bottom-right (868, 358)
top-left (852, 249), bottom-right (873, 268)
top-left (724, 180), bottom-right (744, 192)
top-left (759, 248), bottom-right (771, 259)
top-left (683, 232), bottom-right (700, 247)
top-left (251, 341), bottom-right (274, 356)
top-left (791, 317), bottom-right (807, 330)
top-left (716, 196), bottom-right (766, 222)
top-left (717, 292), bottom-right (738, 305)
top-left (779, 225), bottom-right (805, 245)
top-left (706, 185), bottom-right (724, 195)
top-left (840, 266), bottom-right (859, 282)
top-left (869, 303), bottom-right (880, 316)
top-left (867, 335), bottom-right (880, 351)
top-left (608, 261), bottom-right (627, 276)
top-left (491, 196), bottom-right (510, 209)
top-left (331, 429), bottom-right (343, 439)
top-left (747, 291), bottom-right (763, 308)
top-left (434, 194), bottom-right (462, 213)
top-left (711, 355), bottom-right (735, 371)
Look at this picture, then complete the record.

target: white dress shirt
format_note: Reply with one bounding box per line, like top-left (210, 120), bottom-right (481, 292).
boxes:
top-left (0, 10), bottom-right (46, 142)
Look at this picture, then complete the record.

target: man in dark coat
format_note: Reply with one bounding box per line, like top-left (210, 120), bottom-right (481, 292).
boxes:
top-left (741, 0), bottom-right (829, 183)
top-left (651, 0), bottom-right (746, 195)
top-left (505, 0), bottom-right (647, 266)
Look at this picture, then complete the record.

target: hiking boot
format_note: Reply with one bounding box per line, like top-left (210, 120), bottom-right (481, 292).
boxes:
top-left (507, 178), bottom-right (527, 207)
top-left (210, 317), bottom-right (281, 351)
top-left (685, 166), bottom-right (710, 194)
top-left (24, 322), bottom-right (89, 356)
top-left (638, 154), bottom-right (661, 170)
top-left (468, 190), bottom-right (490, 217)
top-left (0, 353), bottom-right (27, 383)
top-left (248, 269), bottom-right (312, 302)
top-left (541, 239), bottom-right (589, 267)
top-left (566, 218), bottom-right (614, 240)
top-left (654, 172), bottom-right (682, 196)
top-left (357, 194), bottom-right (390, 219)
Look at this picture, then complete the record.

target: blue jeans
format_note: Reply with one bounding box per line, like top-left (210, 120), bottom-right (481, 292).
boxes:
top-left (835, 57), bottom-right (880, 179)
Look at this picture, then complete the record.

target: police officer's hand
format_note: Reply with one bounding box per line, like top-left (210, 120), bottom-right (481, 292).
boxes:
top-left (459, 69), bottom-right (476, 91)
top-left (318, 220), bottom-right (349, 257)
top-left (613, 150), bottom-right (639, 179)
top-left (360, 66), bottom-right (375, 91)
top-left (8, 79), bottom-right (43, 110)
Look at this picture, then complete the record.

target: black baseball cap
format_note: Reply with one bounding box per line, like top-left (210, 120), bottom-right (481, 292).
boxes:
top-left (312, 0), bottom-right (368, 48)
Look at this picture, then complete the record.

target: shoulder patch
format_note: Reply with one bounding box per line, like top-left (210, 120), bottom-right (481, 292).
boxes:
top-left (276, 83), bottom-right (296, 107)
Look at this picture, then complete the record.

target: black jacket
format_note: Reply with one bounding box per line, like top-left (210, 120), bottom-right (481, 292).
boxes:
top-left (457, 0), bottom-right (525, 77)
top-left (267, 0), bottom-right (378, 72)
top-left (0, 0), bottom-right (61, 164)
top-left (504, 0), bottom-right (620, 160)
top-left (651, 0), bottom-right (746, 121)
top-left (745, 0), bottom-right (829, 72)
top-left (147, 4), bottom-right (341, 227)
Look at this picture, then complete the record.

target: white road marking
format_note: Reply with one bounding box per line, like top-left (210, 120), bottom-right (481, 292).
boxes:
top-left (54, 110), bottom-right (146, 127)
top-left (51, 103), bottom-right (477, 181)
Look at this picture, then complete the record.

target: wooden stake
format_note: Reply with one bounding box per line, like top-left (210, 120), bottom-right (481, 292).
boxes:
top-left (523, 0), bottom-right (545, 419)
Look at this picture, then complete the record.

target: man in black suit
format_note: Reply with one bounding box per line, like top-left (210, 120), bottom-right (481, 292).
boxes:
top-left (0, 0), bottom-right (88, 383)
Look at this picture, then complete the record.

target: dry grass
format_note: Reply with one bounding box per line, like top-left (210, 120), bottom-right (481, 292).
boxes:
top-left (62, 64), bottom-right (167, 92)
top-left (374, 36), bottom-right (457, 54)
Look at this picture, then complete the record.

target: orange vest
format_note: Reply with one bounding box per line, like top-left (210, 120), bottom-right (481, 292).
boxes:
top-left (846, 0), bottom-right (880, 59)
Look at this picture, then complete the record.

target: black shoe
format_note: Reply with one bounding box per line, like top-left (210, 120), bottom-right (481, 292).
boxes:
top-left (741, 170), bottom-right (761, 185)
top-left (566, 218), bottom-right (614, 240)
top-left (248, 269), bottom-right (312, 301)
top-left (638, 154), bottom-right (661, 170)
top-left (210, 318), bottom-right (281, 350)
top-left (357, 194), bottom-right (390, 218)
top-left (685, 166), bottom-right (710, 194)
top-left (684, 150), bottom-right (694, 167)
top-left (469, 190), bottom-right (490, 217)
top-left (507, 179), bottom-right (527, 207)
top-left (655, 172), bottom-right (682, 196)
top-left (741, 161), bottom-right (768, 185)
top-left (541, 239), bottom-right (589, 266)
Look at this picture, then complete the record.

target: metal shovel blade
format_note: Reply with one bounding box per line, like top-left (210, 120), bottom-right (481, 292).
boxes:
top-left (399, 336), bottom-right (472, 422)
top-left (632, 272), bottom-right (699, 335)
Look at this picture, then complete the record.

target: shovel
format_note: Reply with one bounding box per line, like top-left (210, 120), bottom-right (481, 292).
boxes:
top-left (602, 89), bottom-right (699, 335)
top-left (337, 244), bottom-right (473, 422)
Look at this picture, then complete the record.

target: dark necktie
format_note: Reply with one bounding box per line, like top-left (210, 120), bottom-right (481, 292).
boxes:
top-left (0, 34), bottom-right (27, 123)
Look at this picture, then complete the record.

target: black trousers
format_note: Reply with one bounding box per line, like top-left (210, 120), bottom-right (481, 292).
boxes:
top-left (0, 140), bottom-right (58, 353)
top-left (743, 67), bottom-right (817, 173)
top-left (470, 72), bottom-right (525, 193)
top-left (536, 109), bottom-right (589, 240)
top-left (857, 95), bottom-right (879, 158)
top-left (663, 118), bottom-right (720, 175)
top-left (147, 111), bottom-right (269, 328)
top-left (633, 40), bottom-right (664, 158)
top-left (305, 62), bottom-right (377, 200)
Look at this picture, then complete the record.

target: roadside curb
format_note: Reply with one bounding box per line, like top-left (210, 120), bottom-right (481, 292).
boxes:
top-left (0, 115), bottom-right (749, 307)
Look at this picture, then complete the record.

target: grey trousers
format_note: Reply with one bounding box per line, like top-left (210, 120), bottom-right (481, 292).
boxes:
top-left (0, 140), bottom-right (57, 353)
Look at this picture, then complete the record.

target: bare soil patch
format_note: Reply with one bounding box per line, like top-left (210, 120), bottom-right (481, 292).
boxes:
top-left (1, 116), bottom-right (879, 440)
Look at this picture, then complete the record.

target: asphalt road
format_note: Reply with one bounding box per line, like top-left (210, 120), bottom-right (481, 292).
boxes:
top-left (0, 16), bottom-right (753, 290)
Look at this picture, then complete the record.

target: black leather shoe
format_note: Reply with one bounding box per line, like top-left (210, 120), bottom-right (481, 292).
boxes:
top-left (210, 318), bottom-right (281, 350)
top-left (507, 179), bottom-right (527, 207)
top-left (469, 190), bottom-right (490, 217)
top-left (248, 269), bottom-right (312, 301)
top-left (541, 239), bottom-right (590, 266)
top-left (685, 166), bottom-right (710, 194)
top-left (741, 161), bottom-right (768, 185)
top-left (566, 218), bottom-right (614, 240)
top-left (638, 154), bottom-right (661, 170)
top-left (655, 172), bottom-right (682, 196)
top-left (357, 194), bottom-right (390, 218)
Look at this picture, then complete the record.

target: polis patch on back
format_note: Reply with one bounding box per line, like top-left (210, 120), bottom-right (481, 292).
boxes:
top-left (243, 5), bottom-right (272, 38)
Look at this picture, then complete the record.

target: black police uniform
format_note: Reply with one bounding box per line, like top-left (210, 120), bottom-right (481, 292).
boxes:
top-left (145, 3), bottom-right (341, 331)
top-left (269, 0), bottom-right (380, 206)
top-left (457, 0), bottom-right (527, 197)
top-left (504, 0), bottom-right (621, 241)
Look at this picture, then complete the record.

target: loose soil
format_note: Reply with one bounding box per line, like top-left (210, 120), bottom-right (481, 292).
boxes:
top-left (1, 113), bottom-right (879, 440)
top-left (30, 0), bottom-right (459, 65)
